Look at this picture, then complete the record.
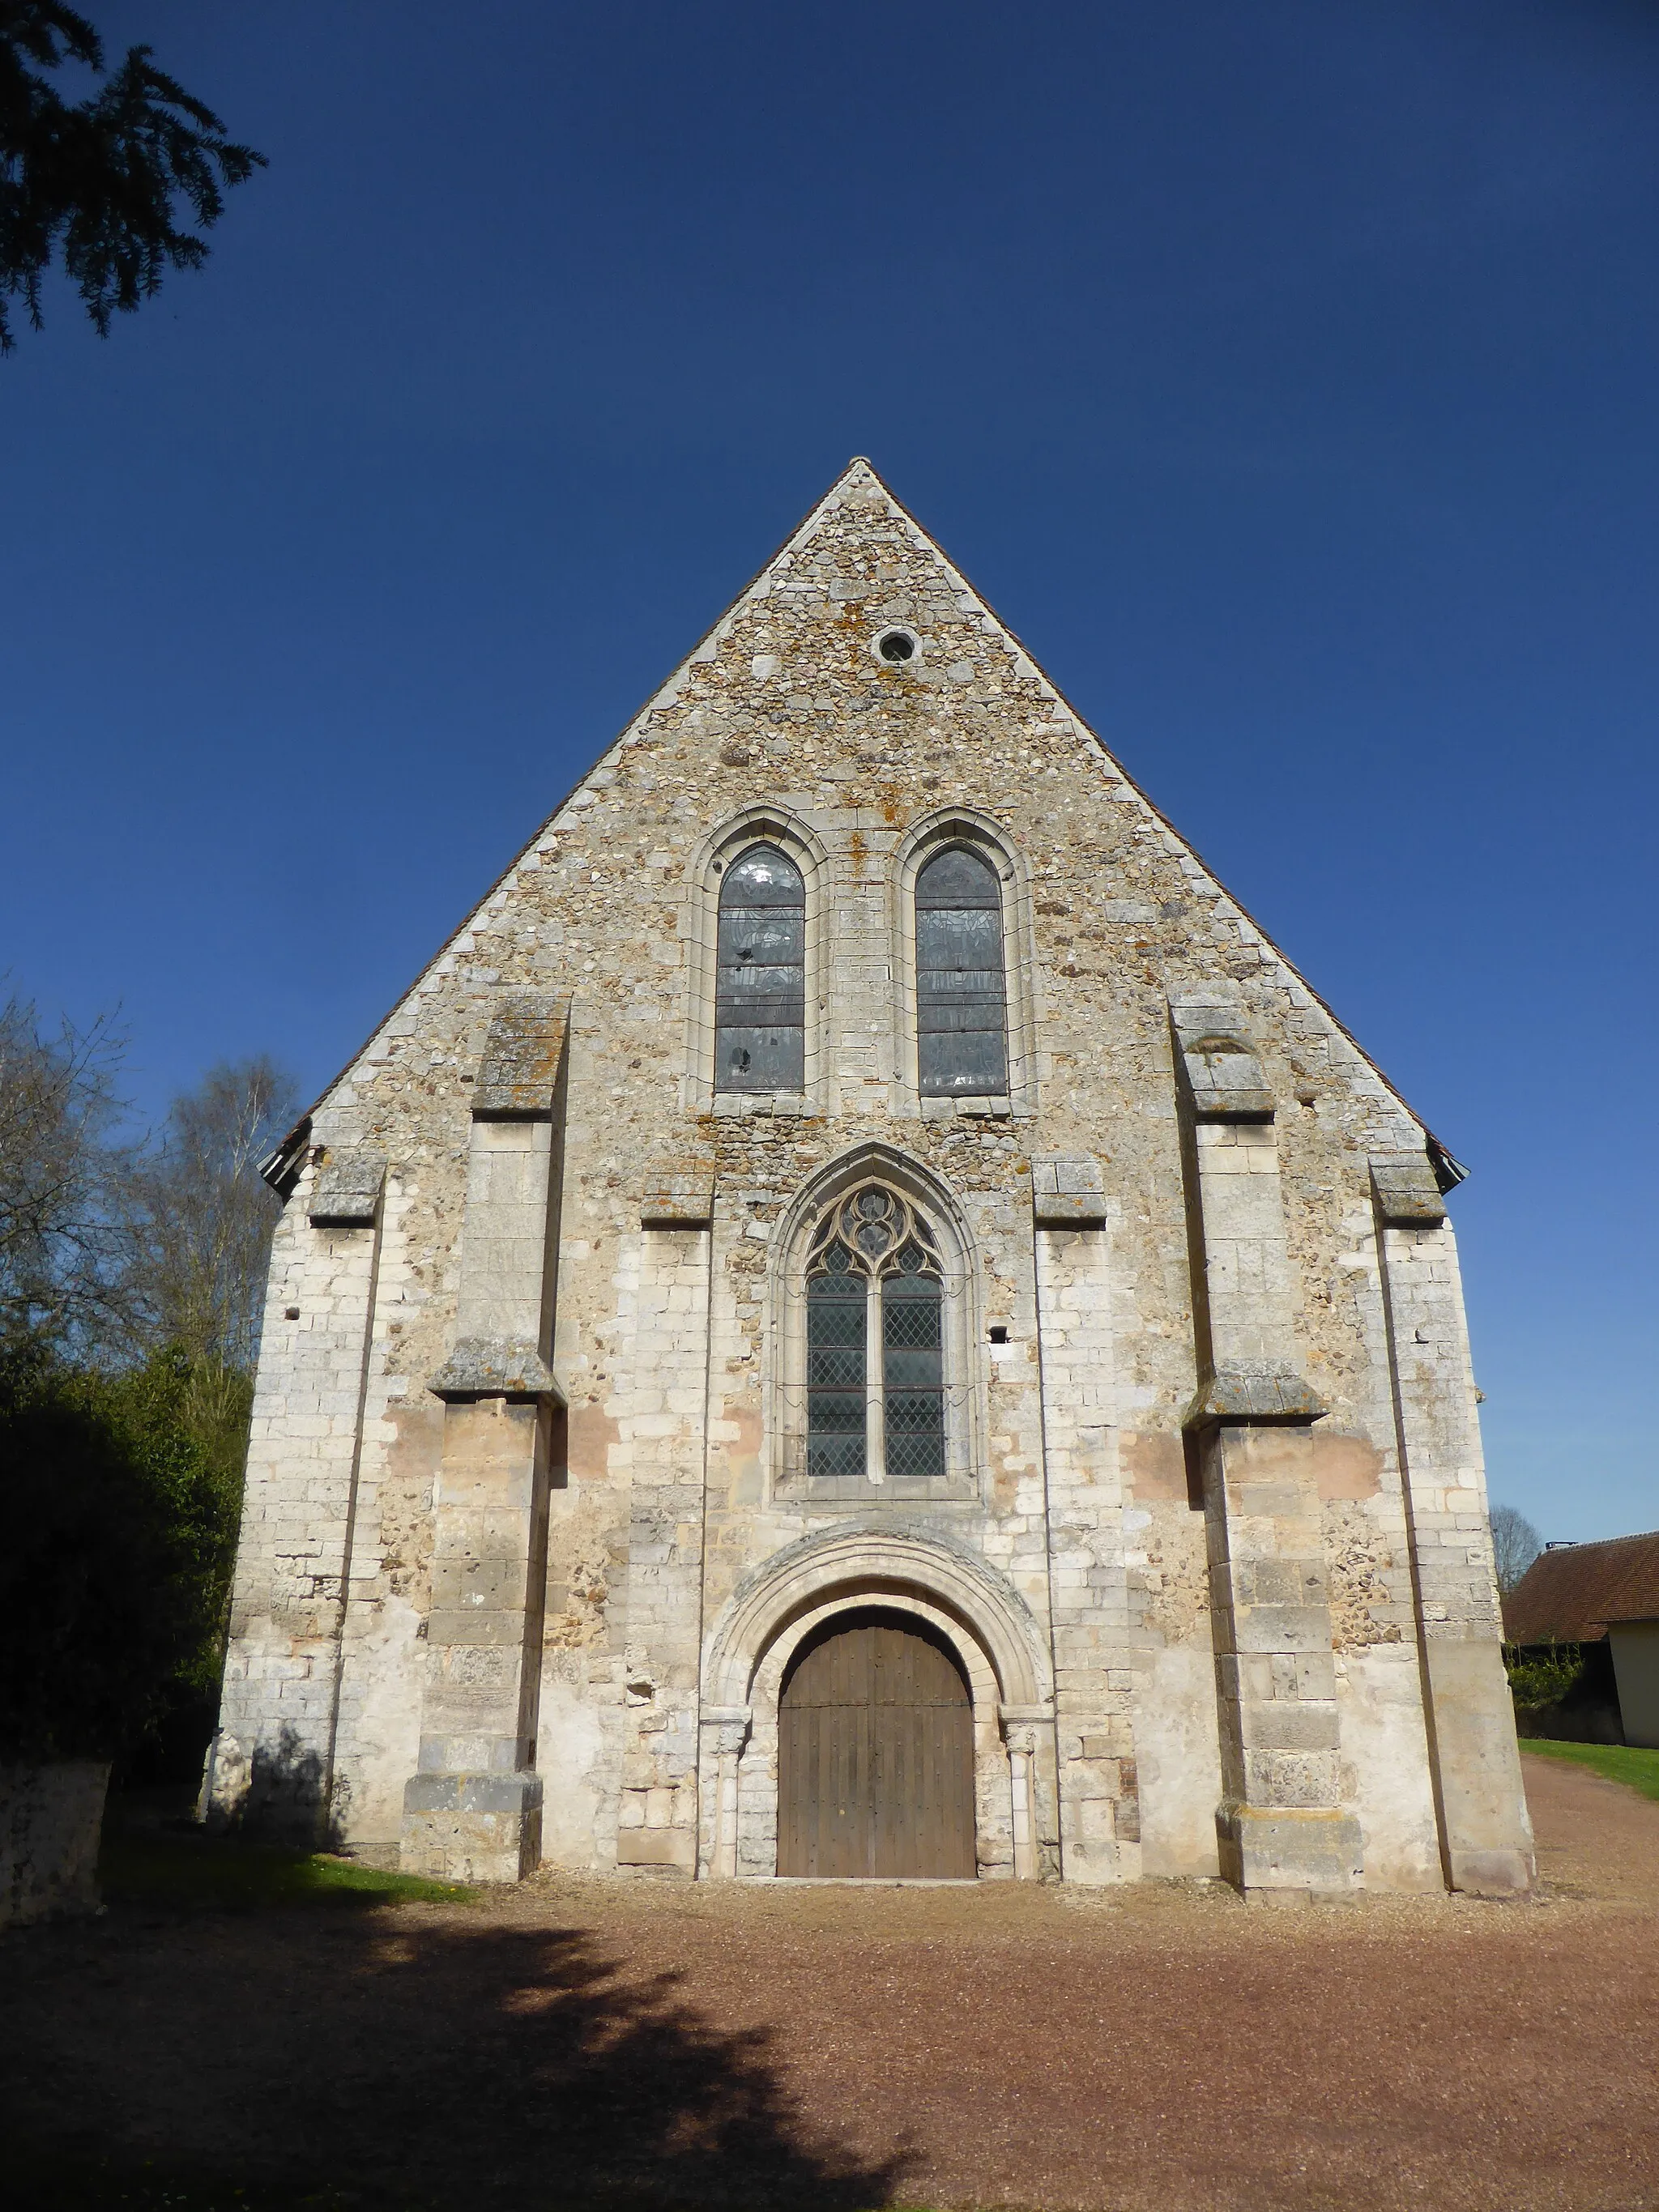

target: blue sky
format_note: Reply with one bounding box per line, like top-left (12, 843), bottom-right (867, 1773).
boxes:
top-left (2, 0), bottom-right (1655, 1538)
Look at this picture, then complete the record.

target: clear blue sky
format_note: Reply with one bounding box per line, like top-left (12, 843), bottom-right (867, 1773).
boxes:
top-left (2, 1), bottom-right (1654, 1540)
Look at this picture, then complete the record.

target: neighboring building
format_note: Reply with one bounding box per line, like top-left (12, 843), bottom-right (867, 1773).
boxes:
top-left (1504, 1532), bottom-right (1659, 1749)
top-left (203, 460), bottom-right (1535, 1899)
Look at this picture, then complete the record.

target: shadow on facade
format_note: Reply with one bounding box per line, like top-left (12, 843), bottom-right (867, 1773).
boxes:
top-left (5, 1899), bottom-right (911, 2211)
top-left (200, 1722), bottom-right (346, 1849)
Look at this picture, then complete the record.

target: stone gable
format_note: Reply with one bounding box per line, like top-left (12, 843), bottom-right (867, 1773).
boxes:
top-left (209, 461), bottom-right (1533, 1903)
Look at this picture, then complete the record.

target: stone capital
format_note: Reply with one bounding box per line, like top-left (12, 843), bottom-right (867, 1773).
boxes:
top-left (699, 1704), bottom-right (752, 1757)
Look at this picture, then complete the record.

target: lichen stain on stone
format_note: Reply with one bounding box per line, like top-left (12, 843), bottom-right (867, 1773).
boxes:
top-left (565, 1401), bottom-right (621, 1480)
top-left (1120, 1429), bottom-right (1187, 1503)
top-left (1311, 1433), bottom-right (1384, 1501)
top-left (722, 1404), bottom-right (764, 1504)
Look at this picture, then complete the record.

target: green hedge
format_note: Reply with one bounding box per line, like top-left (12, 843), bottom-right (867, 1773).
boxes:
top-left (0, 1351), bottom-right (242, 1763)
top-left (1504, 1643), bottom-right (1589, 1709)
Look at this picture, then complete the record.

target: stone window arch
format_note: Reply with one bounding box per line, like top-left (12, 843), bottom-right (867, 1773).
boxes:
top-left (770, 1151), bottom-right (982, 1502)
top-left (892, 812), bottom-right (1038, 1119)
top-left (684, 809), bottom-right (827, 1114)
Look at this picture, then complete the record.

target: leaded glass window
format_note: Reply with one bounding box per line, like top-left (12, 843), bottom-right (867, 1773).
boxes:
top-left (804, 1187), bottom-right (946, 1481)
top-left (915, 846), bottom-right (1008, 1097)
top-left (715, 844), bottom-right (804, 1092)
top-left (882, 1261), bottom-right (945, 1479)
top-left (806, 1244), bottom-right (865, 1478)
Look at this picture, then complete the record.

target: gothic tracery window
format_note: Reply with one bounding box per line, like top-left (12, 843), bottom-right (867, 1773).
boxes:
top-left (715, 844), bottom-right (805, 1092)
top-left (915, 845), bottom-right (1009, 1097)
top-left (805, 1187), bottom-right (945, 1481)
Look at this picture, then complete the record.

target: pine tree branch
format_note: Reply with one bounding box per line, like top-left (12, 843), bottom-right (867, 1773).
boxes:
top-left (0, 4), bottom-right (264, 352)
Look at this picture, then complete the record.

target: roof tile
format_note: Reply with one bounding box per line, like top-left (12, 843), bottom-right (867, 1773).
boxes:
top-left (1503, 1531), bottom-right (1659, 1644)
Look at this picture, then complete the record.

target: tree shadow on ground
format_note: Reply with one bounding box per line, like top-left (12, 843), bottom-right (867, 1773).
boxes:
top-left (2, 1901), bottom-right (913, 2212)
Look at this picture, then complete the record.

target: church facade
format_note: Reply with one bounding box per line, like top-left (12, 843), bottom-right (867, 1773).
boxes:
top-left (205, 461), bottom-right (1534, 1898)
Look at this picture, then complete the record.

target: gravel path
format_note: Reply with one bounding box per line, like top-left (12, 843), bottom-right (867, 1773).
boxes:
top-left (3, 1753), bottom-right (1657, 2210)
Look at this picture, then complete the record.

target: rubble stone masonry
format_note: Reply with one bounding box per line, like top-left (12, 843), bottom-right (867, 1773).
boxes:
top-left (206, 461), bottom-right (1533, 1897)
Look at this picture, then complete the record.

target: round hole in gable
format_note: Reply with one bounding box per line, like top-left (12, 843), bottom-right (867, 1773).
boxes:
top-left (876, 627), bottom-right (918, 664)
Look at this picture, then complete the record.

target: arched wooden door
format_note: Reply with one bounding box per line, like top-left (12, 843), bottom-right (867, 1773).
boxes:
top-left (777, 1608), bottom-right (976, 1878)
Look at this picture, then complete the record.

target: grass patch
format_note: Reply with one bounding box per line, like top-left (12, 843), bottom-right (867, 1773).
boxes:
top-left (1520, 1737), bottom-right (1659, 1805)
top-left (100, 1827), bottom-right (477, 1912)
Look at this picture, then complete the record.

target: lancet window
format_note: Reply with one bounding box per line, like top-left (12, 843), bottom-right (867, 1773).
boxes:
top-left (714, 844), bottom-right (805, 1092)
top-left (805, 1186), bottom-right (946, 1481)
top-left (915, 845), bottom-right (1009, 1097)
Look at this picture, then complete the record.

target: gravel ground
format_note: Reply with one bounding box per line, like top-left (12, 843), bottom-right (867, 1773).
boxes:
top-left (3, 1753), bottom-right (1657, 2212)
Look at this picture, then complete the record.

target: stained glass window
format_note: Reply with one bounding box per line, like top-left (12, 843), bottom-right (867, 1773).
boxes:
top-left (806, 1243), bottom-right (866, 1478)
top-left (715, 844), bottom-right (804, 1092)
top-left (882, 1268), bottom-right (945, 1479)
top-left (915, 846), bottom-right (1008, 1097)
top-left (803, 1187), bottom-right (947, 1482)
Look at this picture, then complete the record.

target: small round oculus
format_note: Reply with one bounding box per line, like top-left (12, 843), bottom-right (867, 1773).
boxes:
top-left (873, 625), bottom-right (919, 666)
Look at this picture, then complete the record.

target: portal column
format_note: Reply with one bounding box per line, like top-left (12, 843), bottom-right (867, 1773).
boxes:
top-left (1000, 1711), bottom-right (1049, 1881)
top-left (699, 1706), bottom-right (751, 1879)
top-left (1173, 996), bottom-right (1363, 1899)
top-left (401, 995), bottom-right (568, 1883)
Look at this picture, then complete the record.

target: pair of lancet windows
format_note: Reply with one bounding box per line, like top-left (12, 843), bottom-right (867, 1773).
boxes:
top-left (714, 842), bottom-right (1009, 1097)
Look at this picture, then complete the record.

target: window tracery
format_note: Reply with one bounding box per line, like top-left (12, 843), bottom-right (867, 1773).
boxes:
top-left (804, 1186), bottom-right (946, 1481)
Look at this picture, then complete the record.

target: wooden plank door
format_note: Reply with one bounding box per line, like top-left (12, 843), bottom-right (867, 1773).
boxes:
top-left (778, 1608), bottom-right (976, 1878)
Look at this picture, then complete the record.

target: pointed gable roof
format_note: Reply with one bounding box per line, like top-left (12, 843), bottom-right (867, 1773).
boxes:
top-left (266, 458), bottom-right (1462, 1190)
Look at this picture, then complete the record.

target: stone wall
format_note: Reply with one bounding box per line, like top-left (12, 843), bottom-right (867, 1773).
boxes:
top-left (1, 1762), bottom-right (109, 1929)
top-left (211, 459), bottom-right (1531, 1896)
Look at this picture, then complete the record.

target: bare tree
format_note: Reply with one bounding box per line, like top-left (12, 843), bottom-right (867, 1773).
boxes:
top-left (0, 991), bottom-right (131, 1359)
top-left (123, 1057), bottom-right (300, 1376)
top-left (1491, 1503), bottom-right (1543, 1596)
